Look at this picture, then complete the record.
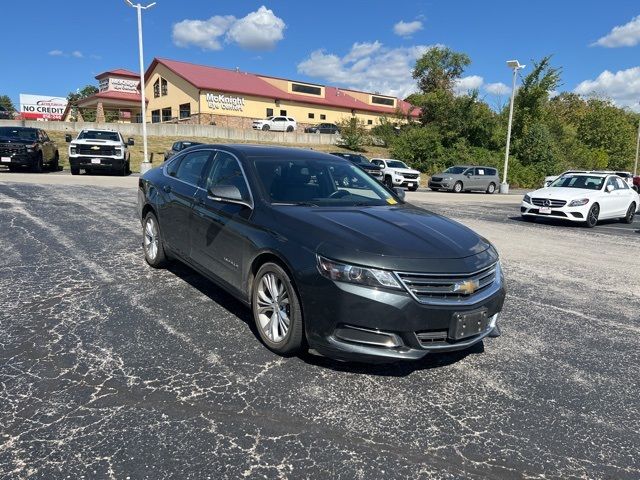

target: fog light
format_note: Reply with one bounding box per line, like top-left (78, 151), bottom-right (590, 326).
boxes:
top-left (334, 325), bottom-right (402, 348)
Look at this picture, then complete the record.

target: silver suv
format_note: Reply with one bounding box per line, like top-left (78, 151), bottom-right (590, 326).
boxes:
top-left (429, 166), bottom-right (500, 194)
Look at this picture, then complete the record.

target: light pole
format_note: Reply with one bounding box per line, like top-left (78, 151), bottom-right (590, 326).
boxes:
top-left (634, 116), bottom-right (639, 177)
top-left (500, 59), bottom-right (526, 194)
top-left (125, 0), bottom-right (156, 174)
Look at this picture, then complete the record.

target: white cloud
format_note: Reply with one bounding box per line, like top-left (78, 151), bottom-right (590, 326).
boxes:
top-left (454, 75), bottom-right (484, 95)
top-left (592, 15), bottom-right (640, 48)
top-left (226, 6), bottom-right (285, 51)
top-left (297, 43), bottom-right (436, 98)
top-left (393, 20), bottom-right (423, 37)
top-left (71, 50), bottom-right (83, 58)
top-left (48, 49), bottom-right (63, 56)
top-left (484, 82), bottom-right (511, 95)
top-left (172, 15), bottom-right (235, 50)
top-left (173, 6), bottom-right (285, 51)
top-left (574, 66), bottom-right (640, 111)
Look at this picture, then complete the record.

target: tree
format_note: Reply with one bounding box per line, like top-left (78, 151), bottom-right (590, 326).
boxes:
top-left (336, 117), bottom-right (368, 151)
top-left (67, 85), bottom-right (98, 122)
top-left (0, 95), bottom-right (16, 112)
top-left (389, 126), bottom-right (444, 173)
top-left (412, 47), bottom-right (471, 94)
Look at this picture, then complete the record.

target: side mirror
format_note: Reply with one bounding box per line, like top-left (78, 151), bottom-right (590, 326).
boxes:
top-left (606, 184), bottom-right (614, 193)
top-left (393, 187), bottom-right (406, 201)
top-left (465, 172), bottom-right (472, 177)
top-left (208, 185), bottom-right (251, 208)
top-left (65, 134), bottom-right (72, 142)
top-left (127, 138), bottom-right (135, 146)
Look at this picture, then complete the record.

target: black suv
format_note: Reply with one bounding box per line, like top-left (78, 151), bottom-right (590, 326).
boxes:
top-left (0, 127), bottom-right (59, 172)
top-left (329, 152), bottom-right (383, 181)
top-left (0, 105), bottom-right (13, 120)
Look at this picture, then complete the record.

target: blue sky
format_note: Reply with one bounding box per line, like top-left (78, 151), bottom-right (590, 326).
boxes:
top-left (1, 0), bottom-right (640, 110)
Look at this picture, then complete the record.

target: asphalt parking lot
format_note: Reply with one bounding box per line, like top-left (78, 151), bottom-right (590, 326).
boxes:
top-left (1, 175), bottom-right (639, 479)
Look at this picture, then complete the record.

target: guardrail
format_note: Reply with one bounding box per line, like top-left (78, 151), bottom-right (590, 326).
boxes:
top-left (0, 119), bottom-right (341, 146)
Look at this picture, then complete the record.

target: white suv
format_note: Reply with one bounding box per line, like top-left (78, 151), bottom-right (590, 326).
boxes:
top-left (252, 116), bottom-right (297, 132)
top-left (371, 158), bottom-right (421, 191)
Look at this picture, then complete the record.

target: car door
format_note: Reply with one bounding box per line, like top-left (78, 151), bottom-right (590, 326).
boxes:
top-left (157, 149), bottom-right (213, 257)
top-left (613, 177), bottom-right (633, 215)
top-left (272, 117), bottom-right (286, 131)
top-left (191, 150), bottom-right (254, 290)
top-left (599, 177), bottom-right (621, 219)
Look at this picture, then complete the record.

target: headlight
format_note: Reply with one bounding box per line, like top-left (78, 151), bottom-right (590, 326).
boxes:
top-left (568, 198), bottom-right (589, 207)
top-left (26, 144), bottom-right (36, 152)
top-left (115, 148), bottom-right (122, 156)
top-left (317, 255), bottom-right (402, 290)
top-left (70, 144), bottom-right (77, 155)
top-left (523, 194), bottom-right (531, 204)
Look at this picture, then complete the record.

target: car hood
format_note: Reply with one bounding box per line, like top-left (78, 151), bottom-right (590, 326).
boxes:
top-left (274, 204), bottom-right (496, 273)
top-left (359, 163), bottom-right (382, 171)
top-left (528, 187), bottom-right (600, 200)
top-left (0, 137), bottom-right (33, 145)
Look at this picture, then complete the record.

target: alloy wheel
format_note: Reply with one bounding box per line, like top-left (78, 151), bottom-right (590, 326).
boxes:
top-left (625, 203), bottom-right (636, 223)
top-left (144, 217), bottom-right (159, 261)
top-left (587, 204), bottom-right (599, 227)
top-left (256, 273), bottom-right (290, 343)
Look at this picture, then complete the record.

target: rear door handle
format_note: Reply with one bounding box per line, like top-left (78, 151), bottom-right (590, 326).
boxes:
top-left (163, 185), bottom-right (172, 193)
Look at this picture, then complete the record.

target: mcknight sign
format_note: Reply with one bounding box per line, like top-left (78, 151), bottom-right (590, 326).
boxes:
top-left (205, 93), bottom-right (245, 111)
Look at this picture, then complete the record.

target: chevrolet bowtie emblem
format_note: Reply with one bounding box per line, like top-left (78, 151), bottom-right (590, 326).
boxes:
top-left (91, 145), bottom-right (100, 150)
top-left (453, 279), bottom-right (479, 295)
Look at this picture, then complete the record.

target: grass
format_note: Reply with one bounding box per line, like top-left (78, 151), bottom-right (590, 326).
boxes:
top-left (47, 130), bottom-right (392, 173)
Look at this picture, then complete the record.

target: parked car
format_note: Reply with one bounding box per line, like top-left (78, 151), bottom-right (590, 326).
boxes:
top-left (137, 145), bottom-right (505, 362)
top-left (164, 141), bottom-right (202, 161)
top-left (429, 166), bottom-right (500, 194)
top-left (329, 152), bottom-right (383, 181)
top-left (0, 126), bottom-right (59, 172)
top-left (633, 175), bottom-right (640, 192)
top-left (305, 123), bottom-right (340, 134)
top-left (0, 105), bottom-right (13, 120)
top-left (252, 116), bottom-right (297, 132)
top-left (521, 173), bottom-right (639, 227)
top-left (66, 129), bottom-right (133, 176)
top-left (543, 170), bottom-right (634, 188)
top-left (370, 158), bottom-right (421, 191)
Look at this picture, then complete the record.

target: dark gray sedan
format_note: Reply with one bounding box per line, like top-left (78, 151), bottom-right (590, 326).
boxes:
top-left (429, 166), bottom-right (500, 193)
top-left (137, 145), bottom-right (505, 363)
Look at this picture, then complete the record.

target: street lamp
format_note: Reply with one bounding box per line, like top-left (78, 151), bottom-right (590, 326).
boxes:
top-left (634, 116), bottom-right (639, 177)
top-left (500, 59), bottom-right (526, 194)
top-left (125, 0), bottom-right (156, 174)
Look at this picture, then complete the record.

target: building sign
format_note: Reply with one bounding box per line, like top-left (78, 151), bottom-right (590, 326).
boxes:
top-left (19, 94), bottom-right (68, 121)
top-left (99, 77), bottom-right (140, 93)
top-left (205, 92), bottom-right (245, 111)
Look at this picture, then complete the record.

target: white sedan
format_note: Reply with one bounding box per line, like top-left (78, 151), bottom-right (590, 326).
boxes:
top-left (521, 173), bottom-right (639, 228)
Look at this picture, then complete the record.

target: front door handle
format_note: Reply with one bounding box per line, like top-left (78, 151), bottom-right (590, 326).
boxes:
top-left (163, 185), bottom-right (172, 193)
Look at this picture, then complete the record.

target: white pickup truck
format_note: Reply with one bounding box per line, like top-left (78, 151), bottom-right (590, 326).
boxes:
top-left (252, 116), bottom-right (297, 132)
top-left (66, 129), bottom-right (133, 176)
top-left (371, 158), bottom-right (421, 191)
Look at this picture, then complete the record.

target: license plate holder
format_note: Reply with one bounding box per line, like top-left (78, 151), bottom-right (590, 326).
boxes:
top-left (451, 309), bottom-right (489, 340)
top-left (91, 158), bottom-right (101, 164)
top-left (1, 157), bottom-right (10, 163)
top-left (539, 206), bottom-right (551, 214)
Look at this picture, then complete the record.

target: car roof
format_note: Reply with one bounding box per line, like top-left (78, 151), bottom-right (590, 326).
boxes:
top-left (186, 143), bottom-right (342, 161)
top-left (0, 126), bottom-right (37, 131)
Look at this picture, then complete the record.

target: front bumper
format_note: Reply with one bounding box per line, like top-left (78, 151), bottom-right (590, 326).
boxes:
top-left (520, 201), bottom-right (587, 222)
top-left (70, 156), bottom-right (125, 171)
top-left (428, 180), bottom-right (451, 190)
top-left (300, 275), bottom-right (506, 363)
top-left (392, 176), bottom-right (420, 188)
top-left (0, 152), bottom-right (37, 167)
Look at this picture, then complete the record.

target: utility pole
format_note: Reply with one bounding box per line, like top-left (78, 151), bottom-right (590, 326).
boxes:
top-left (125, 0), bottom-right (156, 174)
top-left (500, 60), bottom-right (526, 194)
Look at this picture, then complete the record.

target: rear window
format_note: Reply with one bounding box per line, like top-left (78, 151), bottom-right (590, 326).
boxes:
top-left (78, 131), bottom-right (120, 142)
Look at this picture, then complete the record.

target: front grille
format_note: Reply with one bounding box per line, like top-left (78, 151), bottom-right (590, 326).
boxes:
top-left (403, 173), bottom-right (419, 179)
top-left (0, 144), bottom-right (24, 156)
top-left (76, 145), bottom-right (117, 156)
top-left (431, 176), bottom-right (442, 182)
top-left (531, 198), bottom-right (566, 208)
top-left (396, 263), bottom-right (498, 305)
top-left (415, 330), bottom-right (448, 345)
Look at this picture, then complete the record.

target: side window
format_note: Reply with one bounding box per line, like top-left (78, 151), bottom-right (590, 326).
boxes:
top-left (165, 156), bottom-right (181, 176)
top-left (274, 117), bottom-right (285, 122)
top-left (606, 177), bottom-right (618, 190)
top-left (206, 152), bottom-right (250, 201)
top-left (616, 178), bottom-right (628, 189)
top-left (464, 168), bottom-right (474, 175)
top-left (488, 168), bottom-right (497, 176)
top-left (174, 150), bottom-right (211, 186)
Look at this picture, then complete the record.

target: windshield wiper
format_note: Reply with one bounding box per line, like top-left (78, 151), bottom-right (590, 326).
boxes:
top-left (272, 201), bottom-right (319, 207)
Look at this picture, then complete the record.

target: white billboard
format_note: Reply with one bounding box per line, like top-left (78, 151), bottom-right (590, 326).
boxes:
top-left (19, 94), bottom-right (68, 121)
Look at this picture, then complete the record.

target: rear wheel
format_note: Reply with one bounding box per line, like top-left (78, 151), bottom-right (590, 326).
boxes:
top-left (70, 166), bottom-right (80, 175)
top-left (143, 212), bottom-right (167, 268)
top-left (286, 126), bottom-right (294, 132)
top-left (585, 204), bottom-right (599, 228)
top-left (486, 182), bottom-right (496, 194)
top-left (252, 262), bottom-right (304, 355)
top-left (622, 202), bottom-right (636, 224)
top-left (453, 181), bottom-right (463, 193)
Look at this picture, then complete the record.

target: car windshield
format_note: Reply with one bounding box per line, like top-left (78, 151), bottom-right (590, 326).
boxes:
top-left (0, 127), bottom-right (37, 141)
top-left (78, 131), bottom-right (120, 141)
top-left (444, 166), bottom-right (467, 174)
top-left (386, 160), bottom-right (409, 169)
top-left (253, 157), bottom-right (398, 207)
top-left (550, 175), bottom-right (605, 190)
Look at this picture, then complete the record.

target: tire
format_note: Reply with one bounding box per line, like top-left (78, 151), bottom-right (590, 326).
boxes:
top-left (126, 161), bottom-right (131, 175)
top-left (117, 162), bottom-right (127, 176)
top-left (51, 152), bottom-right (59, 171)
top-left (262, 125), bottom-right (270, 131)
top-left (622, 202), bottom-right (636, 224)
top-left (286, 126), bottom-right (294, 132)
top-left (585, 204), bottom-right (599, 228)
top-left (486, 182), bottom-right (496, 194)
top-left (385, 176), bottom-right (394, 189)
top-left (252, 262), bottom-right (304, 355)
top-left (70, 166), bottom-right (80, 175)
top-left (453, 181), bottom-right (463, 193)
top-left (142, 212), bottom-right (167, 268)
top-left (408, 185), bottom-right (418, 191)
top-left (31, 153), bottom-right (43, 173)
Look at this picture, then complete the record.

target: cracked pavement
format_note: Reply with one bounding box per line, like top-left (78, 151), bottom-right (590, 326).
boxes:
top-left (0, 181), bottom-right (638, 479)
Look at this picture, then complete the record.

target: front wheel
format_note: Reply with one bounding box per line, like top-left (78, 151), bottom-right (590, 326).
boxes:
top-left (143, 212), bottom-right (167, 268)
top-left (262, 125), bottom-right (270, 131)
top-left (486, 182), bottom-right (496, 194)
top-left (585, 204), bottom-right (599, 228)
top-left (453, 181), bottom-right (463, 193)
top-left (252, 263), bottom-right (304, 355)
top-left (384, 176), bottom-right (393, 189)
top-left (70, 166), bottom-right (80, 175)
top-left (286, 126), bottom-right (294, 132)
top-left (31, 154), bottom-right (43, 173)
top-left (622, 202), bottom-right (636, 224)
